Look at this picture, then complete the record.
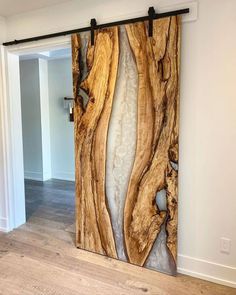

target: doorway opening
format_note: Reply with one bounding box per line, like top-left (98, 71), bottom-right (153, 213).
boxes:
top-left (2, 37), bottom-right (76, 242)
top-left (19, 49), bottom-right (75, 234)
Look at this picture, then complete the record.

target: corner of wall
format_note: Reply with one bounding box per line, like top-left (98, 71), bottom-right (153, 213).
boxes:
top-left (0, 40), bottom-right (9, 232)
top-left (38, 58), bottom-right (52, 181)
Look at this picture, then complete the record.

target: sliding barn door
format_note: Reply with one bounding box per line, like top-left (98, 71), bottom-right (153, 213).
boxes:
top-left (72, 16), bottom-right (181, 276)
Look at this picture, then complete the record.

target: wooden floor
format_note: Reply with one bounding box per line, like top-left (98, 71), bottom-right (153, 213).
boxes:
top-left (0, 179), bottom-right (235, 295)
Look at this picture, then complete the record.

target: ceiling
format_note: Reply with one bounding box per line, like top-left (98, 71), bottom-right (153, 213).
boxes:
top-left (0, 0), bottom-right (71, 17)
top-left (19, 48), bottom-right (71, 61)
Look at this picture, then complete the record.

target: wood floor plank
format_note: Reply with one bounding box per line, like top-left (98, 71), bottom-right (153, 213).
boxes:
top-left (0, 253), bottom-right (135, 295)
top-left (0, 238), bottom-right (158, 294)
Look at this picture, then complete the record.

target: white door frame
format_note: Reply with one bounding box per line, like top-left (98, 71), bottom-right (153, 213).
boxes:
top-left (0, 36), bottom-right (71, 231)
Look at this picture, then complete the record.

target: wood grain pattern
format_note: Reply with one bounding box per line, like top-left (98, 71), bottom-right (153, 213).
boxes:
top-left (72, 16), bottom-right (180, 274)
top-left (72, 28), bottom-right (119, 258)
top-left (124, 16), bottom-right (180, 266)
top-left (165, 18), bottom-right (180, 262)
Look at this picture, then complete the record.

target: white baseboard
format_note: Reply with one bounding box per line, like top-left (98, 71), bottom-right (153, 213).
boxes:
top-left (52, 171), bottom-right (75, 182)
top-left (178, 254), bottom-right (236, 288)
top-left (24, 171), bottom-right (43, 181)
top-left (25, 171), bottom-right (75, 181)
top-left (0, 217), bottom-right (9, 232)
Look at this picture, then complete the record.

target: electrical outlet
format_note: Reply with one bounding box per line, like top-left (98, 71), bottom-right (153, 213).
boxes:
top-left (220, 237), bottom-right (231, 254)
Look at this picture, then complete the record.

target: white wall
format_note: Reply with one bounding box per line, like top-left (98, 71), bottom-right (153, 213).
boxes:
top-left (20, 59), bottom-right (43, 180)
top-left (48, 57), bottom-right (74, 181)
top-left (0, 0), bottom-right (236, 287)
top-left (5, 0), bottom-right (195, 40)
top-left (0, 17), bottom-right (7, 231)
top-left (177, 1), bottom-right (236, 286)
top-left (0, 75), bottom-right (7, 229)
top-left (7, 53), bottom-right (26, 229)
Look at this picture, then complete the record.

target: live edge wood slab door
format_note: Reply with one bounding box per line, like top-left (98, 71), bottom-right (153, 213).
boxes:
top-left (72, 15), bottom-right (181, 276)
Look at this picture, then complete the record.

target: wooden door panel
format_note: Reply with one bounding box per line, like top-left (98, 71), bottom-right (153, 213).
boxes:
top-left (72, 16), bottom-right (181, 275)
